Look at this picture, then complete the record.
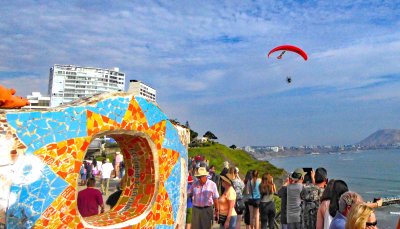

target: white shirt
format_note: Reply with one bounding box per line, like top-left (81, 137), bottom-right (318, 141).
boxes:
top-left (101, 162), bottom-right (114, 179)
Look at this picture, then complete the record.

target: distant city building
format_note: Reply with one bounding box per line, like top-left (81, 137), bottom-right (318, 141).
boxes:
top-left (244, 146), bottom-right (255, 153)
top-left (48, 64), bottom-right (125, 107)
top-left (25, 92), bottom-right (50, 109)
top-left (269, 146), bottom-right (280, 152)
top-left (127, 80), bottom-right (157, 102)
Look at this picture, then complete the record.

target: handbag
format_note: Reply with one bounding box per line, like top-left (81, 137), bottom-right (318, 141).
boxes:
top-left (235, 198), bottom-right (246, 214)
top-left (218, 214), bottom-right (227, 225)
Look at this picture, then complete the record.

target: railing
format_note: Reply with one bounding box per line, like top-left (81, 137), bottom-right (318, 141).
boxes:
top-left (374, 196), bottom-right (400, 206)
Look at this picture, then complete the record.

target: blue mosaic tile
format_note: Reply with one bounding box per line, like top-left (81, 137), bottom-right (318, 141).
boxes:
top-left (136, 96), bottom-right (168, 127)
top-left (7, 165), bottom-right (69, 228)
top-left (87, 97), bottom-right (130, 124)
top-left (162, 121), bottom-right (188, 160)
top-left (36, 128), bottom-right (47, 136)
top-left (43, 135), bottom-right (55, 145)
top-left (155, 225), bottom-right (174, 229)
top-left (68, 121), bottom-right (79, 132)
top-left (32, 200), bottom-right (45, 213)
top-left (29, 112), bottom-right (42, 120)
top-left (164, 159), bottom-right (181, 221)
top-left (6, 109), bottom-right (88, 154)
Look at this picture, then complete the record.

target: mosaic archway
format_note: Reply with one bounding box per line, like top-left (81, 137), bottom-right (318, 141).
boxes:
top-left (0, 93), bottom-right (189, 228)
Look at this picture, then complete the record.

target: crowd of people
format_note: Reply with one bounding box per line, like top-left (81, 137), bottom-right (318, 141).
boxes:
top-left (186, 155), bottom-right (397, 229)
top-left (76, 153), bottom-right (398, 228)
top-left (77, 152), bottom-right (125, 217)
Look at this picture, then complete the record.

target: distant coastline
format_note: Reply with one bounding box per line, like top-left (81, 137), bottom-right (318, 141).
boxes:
top-left (244, 128), bottom-right (400, 160)
top-left (245, 145), bottom-right (400, 160)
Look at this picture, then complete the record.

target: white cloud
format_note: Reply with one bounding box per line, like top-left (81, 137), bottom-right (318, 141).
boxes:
top-left (0, 1), bottom-right (399, 145)
top-left (0, 76), bottom-right (46, 97)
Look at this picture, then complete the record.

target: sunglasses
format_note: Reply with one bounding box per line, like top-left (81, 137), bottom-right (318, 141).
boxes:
top-left (366, 221), bottom-right (377, 227)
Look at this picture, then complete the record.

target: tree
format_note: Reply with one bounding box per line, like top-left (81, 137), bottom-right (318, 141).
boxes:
top-left (229, 144), bottom-right (237, 149)
top-left (203, 131), bottom-right (218, 140)
top-left (190, 129), bottom-right (198, 141)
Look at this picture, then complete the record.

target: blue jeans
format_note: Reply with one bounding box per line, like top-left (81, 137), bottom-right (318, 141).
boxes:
top-left (219, 215), bottom-right (237, 229)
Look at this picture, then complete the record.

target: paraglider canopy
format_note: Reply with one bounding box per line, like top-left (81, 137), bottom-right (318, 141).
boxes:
top-left (267, 45), bottom-right (308, 61)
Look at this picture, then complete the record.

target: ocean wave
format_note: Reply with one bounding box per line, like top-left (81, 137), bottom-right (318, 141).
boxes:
top-left (340, 158), bottom-right (354, 161)
top-left (346, 175), bottom-right (400, 183)
top-left (365, 191), bottom-right (382, 194)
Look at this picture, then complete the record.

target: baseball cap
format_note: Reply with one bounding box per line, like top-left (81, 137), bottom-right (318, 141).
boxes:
top-left (290, 168), bottom-right (307, 181)
top-left (188, 175), bottom-right (194, 183)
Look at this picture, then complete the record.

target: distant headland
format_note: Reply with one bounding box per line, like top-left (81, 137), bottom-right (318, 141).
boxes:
top-left (243, 129), bottom-right (400, 159)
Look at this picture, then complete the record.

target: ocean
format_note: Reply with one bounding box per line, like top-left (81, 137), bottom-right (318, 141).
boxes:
top-left (268, 149), bottom-right (400, 229)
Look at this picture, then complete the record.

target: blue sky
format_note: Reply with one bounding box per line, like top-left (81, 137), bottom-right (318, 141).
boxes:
top-left (1, 1), bottom-right (399, 147)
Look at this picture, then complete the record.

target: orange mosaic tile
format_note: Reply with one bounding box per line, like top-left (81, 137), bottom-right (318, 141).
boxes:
top-left (2, 94), bottom-right (189, 229)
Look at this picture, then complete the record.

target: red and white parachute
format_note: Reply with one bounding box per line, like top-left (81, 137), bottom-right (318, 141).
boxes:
top-left (267, 45), bottom-right (308, 61)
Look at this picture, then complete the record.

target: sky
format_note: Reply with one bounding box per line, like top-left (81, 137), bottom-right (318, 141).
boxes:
top-left (1, 1), bottom-right (399, 147)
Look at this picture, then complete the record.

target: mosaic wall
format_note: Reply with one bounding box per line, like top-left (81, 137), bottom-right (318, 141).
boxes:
top-left (0, 93), bottom-right (189, 228)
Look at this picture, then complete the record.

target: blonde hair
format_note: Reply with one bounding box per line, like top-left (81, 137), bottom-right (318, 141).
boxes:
top-left (345, 203), bottom-right (374, 229)
top-left (259, 173), bottom-right (275, 194)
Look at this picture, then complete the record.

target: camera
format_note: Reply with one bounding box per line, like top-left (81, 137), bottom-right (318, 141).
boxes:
top-left (303, 167), bottom-right (313, 184)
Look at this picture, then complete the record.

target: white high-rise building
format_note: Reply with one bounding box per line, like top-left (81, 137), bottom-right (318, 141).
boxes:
top-left (127, 80), bottom-right (157, 102)
top-left (48, 64), bottom-right (125, 107)
top-left (25, 92), bottom-right (50, 109)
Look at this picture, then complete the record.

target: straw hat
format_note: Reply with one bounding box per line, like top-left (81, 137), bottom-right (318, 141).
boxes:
top-left (221, 174), bottom-right (233, 185)
top-left (195, 167), bottom-right (208, 177)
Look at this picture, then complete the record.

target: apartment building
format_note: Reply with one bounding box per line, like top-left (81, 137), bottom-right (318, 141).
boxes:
top-left (127, 80), bottom-right (157, 102)
top-left (25, 92), bottom-right (50, 109)
top-left (48, 64), bottom-right (125, 107)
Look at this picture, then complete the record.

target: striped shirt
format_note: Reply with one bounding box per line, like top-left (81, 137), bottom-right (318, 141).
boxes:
top-left (188, 179), bottom-right (219, 207)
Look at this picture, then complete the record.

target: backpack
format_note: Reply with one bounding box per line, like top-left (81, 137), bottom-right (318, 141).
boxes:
top-left (301, 184), bottom-right (324, 229)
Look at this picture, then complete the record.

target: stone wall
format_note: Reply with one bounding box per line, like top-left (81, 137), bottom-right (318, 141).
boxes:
top-left (0, 93), bottom-right (189, 228)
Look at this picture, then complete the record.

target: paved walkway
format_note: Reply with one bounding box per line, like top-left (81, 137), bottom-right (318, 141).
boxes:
top-left (78, 178), bottom-right (249, 227)
top-left (77, 176), bottom-right (121, 211)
